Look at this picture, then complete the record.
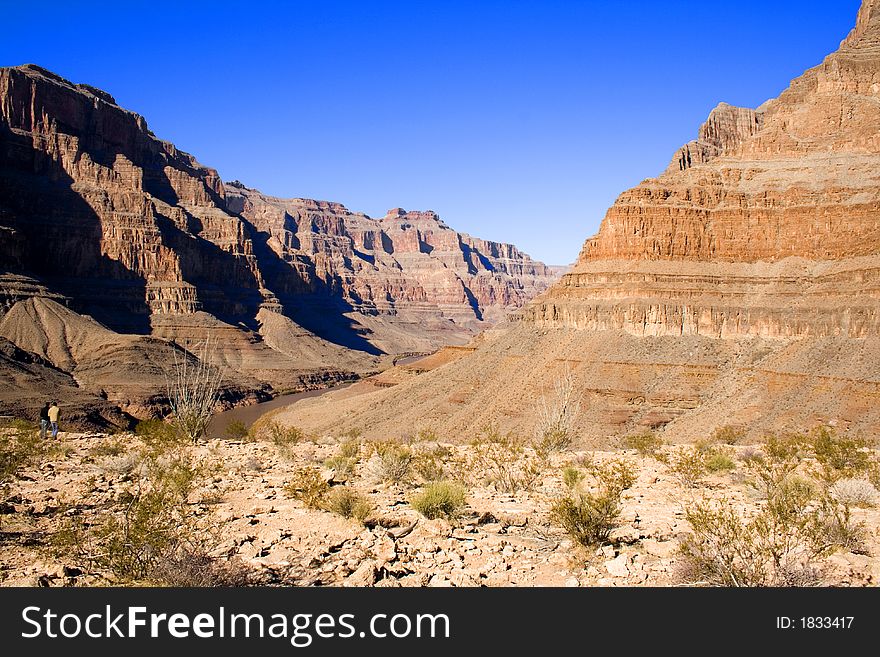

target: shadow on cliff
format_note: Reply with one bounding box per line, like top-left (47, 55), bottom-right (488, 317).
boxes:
top-left (246, 225), bottom-right (384, 355)
top-left (0, 123), bottom-right (152, 332)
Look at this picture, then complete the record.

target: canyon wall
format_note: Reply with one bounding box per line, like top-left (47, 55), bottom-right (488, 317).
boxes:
top-left (0, 64), bottom-right (556, 424)
top-left (278, 1), bottom-right (880, 444)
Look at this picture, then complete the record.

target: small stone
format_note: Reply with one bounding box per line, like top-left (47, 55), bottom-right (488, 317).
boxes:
top-left (564, 577), bottom-right (580, 587)
top-left (344, 560), bottom-right (379, 587)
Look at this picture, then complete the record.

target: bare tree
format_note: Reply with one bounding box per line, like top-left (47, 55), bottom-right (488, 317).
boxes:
top-left (535, 364), bottom-right (581, 452)
top-left (165, 337), bottom-right (224, 442)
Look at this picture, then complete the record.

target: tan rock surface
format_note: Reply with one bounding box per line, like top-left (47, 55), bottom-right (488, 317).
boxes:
top-left (276, 2), bottom-right (880, 443)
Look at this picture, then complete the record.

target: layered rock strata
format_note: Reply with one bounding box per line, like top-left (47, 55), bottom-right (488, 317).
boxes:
top-left (0, 64), bottom-right (555, 423)
top-left (278, 1), bottom-right (880, 443)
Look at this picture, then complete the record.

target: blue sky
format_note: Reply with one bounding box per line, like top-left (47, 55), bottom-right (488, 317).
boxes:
top-left (0, 0), bottom-right (863, 264)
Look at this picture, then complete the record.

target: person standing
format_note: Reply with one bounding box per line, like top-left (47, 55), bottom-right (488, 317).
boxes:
top-left (47, 401), bottom-right (60, 438)
top-left (39, 401), bottom-right (51, 439)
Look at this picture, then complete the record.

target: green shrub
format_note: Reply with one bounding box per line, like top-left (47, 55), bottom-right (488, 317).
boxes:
top-left (338, 439), bottom-right (360, 459)
top-left (0, 428), bottom-right (43, 484)
top-left (621, 431), bottom-right (664, 457)
top-left (413, 445), bottom-right (449, 483)
top-left (705, 448), bottom-right (736, 473)
top-left (410, 481), bottom-right (467, 520)
top-left (324, 455), bottom-right (358, 480)
top-left (224, 420), bottom-right (250, 440)
top-left (323, 487), bottom-right (372, 523)
top-left (562, 466), bottom-right (585, 490)
top-left (551, 490), bottom-right (622, 547)
top-left (551, 457), bottom-right (636, 547)
top-left (284, 466), bottom-right (330, 510)
top-left (809, 426), bottom-right (870, 483)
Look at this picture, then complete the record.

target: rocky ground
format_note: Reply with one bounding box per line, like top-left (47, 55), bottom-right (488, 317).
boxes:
top-left (1, 427), bottom-right (877, 588)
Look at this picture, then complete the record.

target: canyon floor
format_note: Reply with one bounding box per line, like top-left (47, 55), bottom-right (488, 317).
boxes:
top-left (1, 421), bottom-right (877, 588)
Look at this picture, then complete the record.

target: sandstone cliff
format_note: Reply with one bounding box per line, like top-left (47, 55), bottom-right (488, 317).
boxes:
top-left (277, 1), bottom-right (880, 443)
top-left (0, 64), bottom-right (556, 424)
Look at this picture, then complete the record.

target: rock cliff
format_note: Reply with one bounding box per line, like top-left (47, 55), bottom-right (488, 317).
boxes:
top-left (277, 1), bottom-right (880, 444)
top-left (0, 64), bottom-right (556, 424)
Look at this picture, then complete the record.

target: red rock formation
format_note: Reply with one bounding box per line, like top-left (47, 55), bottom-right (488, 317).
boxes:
top-left (278, 1), bottom-right (880, 444)
top-left (0, 64), bottom-right (557, 422)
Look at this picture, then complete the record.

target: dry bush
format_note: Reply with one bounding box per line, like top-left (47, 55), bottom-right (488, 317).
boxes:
top-left (88, 439), bottom-right (127, 459)
top-left (621, 431), bottom-right (664, 457)
top-left (551, 458), bottom-right (636, 547)
top-left (670, 447), bottom-right (708, 488)
top-left (709, 425), bottom-right (746, 445)
top-left (165, 338), bottom-right (223, 442)
top-left (679, 472), bottom-right (866, 587)
top-left (365, 442), bottom-right (414, 485)
top-left (829, 478), bottom-right (878, 508)
top-left (808, 426), bottom-right (871, 484)
top-left (0, 427), bottom-right (43, 485)
top-left (150, 551), bottom-right (254, 587)
top-left (56, 444), bottom-right (213, 583)
top-left (534, 366), bottom-right (580, 453)
top-left (284, 466), bottom-right (330, 510)
top-left (224, 420), bottom-right (250, 440)
top-left (410, 481), bottom-right (467, 520)
top-left (469, 425), bottom-right (548, 494)
top-left (134, 419), bottom-right (180, 446)
top-left (323, 487), bottom-right (372, 523)
top-left (413, 444), bottom-right (450, 483)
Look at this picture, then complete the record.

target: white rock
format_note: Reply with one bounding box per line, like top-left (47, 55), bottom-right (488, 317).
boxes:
top-left (605, 554), bottom-right (630, 578)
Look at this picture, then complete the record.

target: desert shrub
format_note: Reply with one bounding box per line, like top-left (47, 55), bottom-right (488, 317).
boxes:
top-left (679, 473), bottom-right (866, 587)
top-left (267, 422), bottom-right (306, 447)
top-left (469, 425), bottom-right (548, 494)
top-left (57, 447), bottom-right (210, 582)
top-left (809, 427), bottom-right (870, 483)
top-left (551, 457), bottom-right (636, 547)
top-left (366, 442), bottom-right (414, 484)
top-left (284, 466), bottom-right (330, 510)
top-left (323, 487), bottom-right (372, 523)
top-left (149, 551), bottom-right (253, 587)
top-left (338, 439), bottom-right (360, 459)
top-left (534, 367), bottom-right (580, 453)
top-left (562, 466), bottom-right (585, 490)
top-left (324, 455), bottom-right (358, 480)
top-left (621, 431), bottom-right (664, 457)
top-left (705, 448), bottom-right (736, 473)
top-left (410, 481), bottom-right (467, 520)
top-left (829, 478), bottom-right (878, 508)
top-left (164, 338), bottom-right (223, 442)
top-left (0, 428), bottom-right (43, 484)
top-left (224, 419), bottom-right (250, 440)
top-left (413, 445), bottom-right (449, 483)
top-left (88, 439), bottom-right (126, 458)
top-left (709, 425), bottom-right (746, 445)
top-left (134, 419), bottom-right (180, 446)
top-left (414, 428), bottom-right (440, 443)
top-left (810, 495), bottom-right (866, 555)
top-left (670, 447), bottom-right (708, 488)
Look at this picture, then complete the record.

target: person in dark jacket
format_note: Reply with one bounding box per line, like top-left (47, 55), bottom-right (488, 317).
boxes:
top-left (39, 401), bottom-right (51, 439)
